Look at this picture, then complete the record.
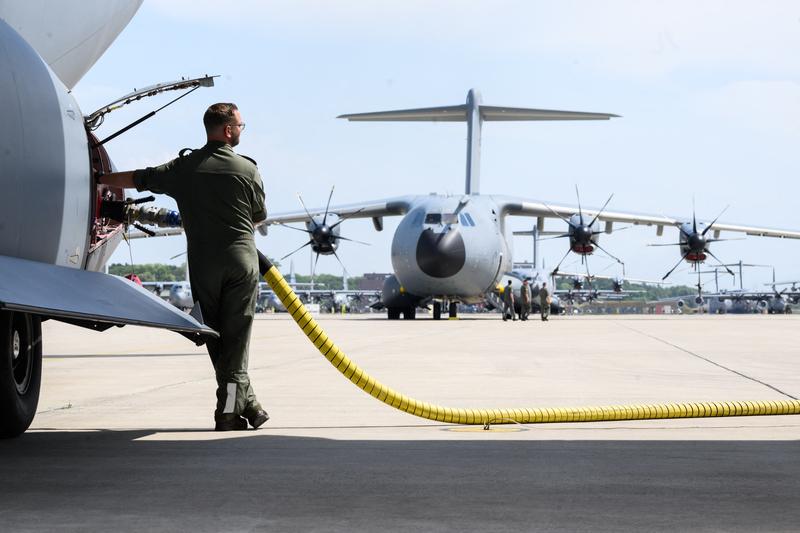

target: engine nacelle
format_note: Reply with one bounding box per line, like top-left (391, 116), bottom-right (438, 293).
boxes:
top-left (0, 19), bottom-right (92, 268)
top-left (676, 299), bottom-right (685, 309)
top-left (694, 295), bottom-right (704, 305)
top-left (757, 300), bottom-right (768, 310)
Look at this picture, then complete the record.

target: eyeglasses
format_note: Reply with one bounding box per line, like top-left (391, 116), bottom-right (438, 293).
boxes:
top-left (228, 123), bottom-right (245, 131)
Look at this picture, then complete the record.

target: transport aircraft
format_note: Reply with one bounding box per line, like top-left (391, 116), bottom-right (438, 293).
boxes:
top-left (265, 91), bottom-right (800, 320)
top-left (0, 1), bottom-right (215, 437)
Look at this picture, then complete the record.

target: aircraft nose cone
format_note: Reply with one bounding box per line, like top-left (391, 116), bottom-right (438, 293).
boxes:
top-left (574, 225), bottom-right (592, 244)
top-left (416, 228), bottom-right (466, 278)
top-left (688, 233), bottom-right (706, 252)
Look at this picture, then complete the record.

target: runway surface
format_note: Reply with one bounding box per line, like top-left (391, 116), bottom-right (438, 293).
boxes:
top-left (3, 314), bottom-right (800, 531)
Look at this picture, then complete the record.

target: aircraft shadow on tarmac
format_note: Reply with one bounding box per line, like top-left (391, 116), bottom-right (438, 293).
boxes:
top-left (2, 431), bottom-right (799, 532)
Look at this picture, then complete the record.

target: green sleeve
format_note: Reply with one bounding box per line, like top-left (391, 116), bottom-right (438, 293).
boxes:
top-left (133, 157), bottom-right (181, 197)
top-left (250, 168), bottom-right (267, 223)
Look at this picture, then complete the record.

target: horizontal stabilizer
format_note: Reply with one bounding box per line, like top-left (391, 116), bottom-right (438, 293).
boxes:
top-left (338, 105), bottom-right (467, 122)
top-left (0, 255), bottom-right (217, 341)
top-left (480, 106), bottom-right (618, 121)
top-left (339, 105), bottom-right (618, 123)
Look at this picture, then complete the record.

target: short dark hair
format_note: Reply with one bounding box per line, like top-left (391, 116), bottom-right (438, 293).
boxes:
top-left (203, 103), bottom-right (238, 132)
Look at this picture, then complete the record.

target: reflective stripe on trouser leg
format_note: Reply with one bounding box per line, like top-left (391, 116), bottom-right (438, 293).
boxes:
top-left (223, 382), bottom-right (237, 414)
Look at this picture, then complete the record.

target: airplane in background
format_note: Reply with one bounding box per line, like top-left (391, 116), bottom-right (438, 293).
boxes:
top-left (0, 1), bottom-right (214, 437)
top-left (265, 91), bottom-right (800, 320)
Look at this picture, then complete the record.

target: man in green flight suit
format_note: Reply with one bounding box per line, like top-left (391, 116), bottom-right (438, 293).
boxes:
top-left (99, 103), bottom-right (269, 431)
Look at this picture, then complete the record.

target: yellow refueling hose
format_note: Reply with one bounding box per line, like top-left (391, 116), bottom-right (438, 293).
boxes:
top-left (258, 252), bottom-right (800, 426)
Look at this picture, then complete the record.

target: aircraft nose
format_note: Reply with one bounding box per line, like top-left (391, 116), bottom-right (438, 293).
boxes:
top-left (416, 228), bottom-right (466, 278)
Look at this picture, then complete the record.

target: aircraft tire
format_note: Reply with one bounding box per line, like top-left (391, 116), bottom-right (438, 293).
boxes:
top-left (387, 308), bottom-right (401, 320)
top-left (0, 311), bottom-right (42, 438)
top-left (433, 302), bottom-right (442, 320)
top-left (403, 307), bottom-right (416, 320)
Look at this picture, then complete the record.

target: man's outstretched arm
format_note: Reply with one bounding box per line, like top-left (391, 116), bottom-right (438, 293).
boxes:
top-left (98, 171), bottom-right (136, 189)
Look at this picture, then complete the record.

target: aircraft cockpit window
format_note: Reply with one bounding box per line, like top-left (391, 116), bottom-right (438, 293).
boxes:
top-left (442, 213), bottom-right (459, 224)
top-left (424, 213), bottom-right (442, 224)
top-left (464, 213), bottom-right (476, 226)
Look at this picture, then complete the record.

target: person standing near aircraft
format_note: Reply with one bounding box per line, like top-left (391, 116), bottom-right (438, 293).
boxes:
top-left (502, 280), bottom-right (515, 321)
top-left (98, 103), bottom-right (269, 432)
top-left (520, 279), bottom-right (531, 321)
top-left (539, 282), bottom-right (551, 322)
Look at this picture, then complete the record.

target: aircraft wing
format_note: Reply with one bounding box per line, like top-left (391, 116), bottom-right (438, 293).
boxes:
top-left (0, 255), bottom-right (216, 343)
top-left (264, 196), bottom-right (416, 226)
top-left (494, 196), bottom-right (800, 239)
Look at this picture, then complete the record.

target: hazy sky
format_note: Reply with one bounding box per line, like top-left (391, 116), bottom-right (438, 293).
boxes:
top-left (74, 1), bottom-right (800, 290)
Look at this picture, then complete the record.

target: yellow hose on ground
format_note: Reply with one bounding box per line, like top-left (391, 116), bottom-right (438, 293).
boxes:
top-left (259, 254), bottom-right (800, 425)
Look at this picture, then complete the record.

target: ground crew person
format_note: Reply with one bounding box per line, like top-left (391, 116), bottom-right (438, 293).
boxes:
top-left (520, 279), bottom-right (531, 321)
top-left (98, 103), bottom-right (269, 432)
top-left (502, 280), bottom-right (515, 321)
top-left (539, 282), bottom-right (551, 321)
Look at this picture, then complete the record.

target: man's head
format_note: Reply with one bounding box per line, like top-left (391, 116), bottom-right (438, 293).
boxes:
top-left (204, 103), bottom-right (245, 146)
top-left (507, 280), bottom-right (512, 285)
top-left (543, 282), bottom-right (547, 287)
top-left (523, 279), bottom-right (529, 285)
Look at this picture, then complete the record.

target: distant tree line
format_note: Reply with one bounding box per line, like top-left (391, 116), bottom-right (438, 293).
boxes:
top-left (108, 263), bottom-right (186, 281)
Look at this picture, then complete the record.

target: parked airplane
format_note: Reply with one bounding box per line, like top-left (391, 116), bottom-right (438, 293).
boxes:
top-left (265, 90), bottom-right (800, 320)
top-left (0, 2), bottom-right (214, 437)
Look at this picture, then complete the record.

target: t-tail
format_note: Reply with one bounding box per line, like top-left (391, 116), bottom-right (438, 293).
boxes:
top-left (338, 89), bottom-right (619, 195)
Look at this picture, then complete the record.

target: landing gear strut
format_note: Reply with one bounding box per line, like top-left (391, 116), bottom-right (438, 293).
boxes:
top-left (432, 301), bottom-right (442, 320)
top-left (0, 311), bottom-right (42, 438)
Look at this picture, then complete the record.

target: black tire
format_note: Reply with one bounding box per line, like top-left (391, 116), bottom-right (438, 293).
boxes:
top-left (403, 307), bottom-right (416, 320)
top-left (448, 301), bottom-right (458, 319)
top-left (433, 302), bottom-right (442, 320)
top-left (387, 308), bottom-right (401, 320)
top-left (0, 311), bottom-right (42, 438)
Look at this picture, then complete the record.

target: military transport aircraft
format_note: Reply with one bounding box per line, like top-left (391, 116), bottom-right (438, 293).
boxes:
top-left (265, 90), bottom-right (800, 320)
top-left (0, 1), bottom-right (213, 437)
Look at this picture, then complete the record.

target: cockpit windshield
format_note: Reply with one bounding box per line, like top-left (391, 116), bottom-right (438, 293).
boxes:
top-left (424, 213), bottom-right (459, 225)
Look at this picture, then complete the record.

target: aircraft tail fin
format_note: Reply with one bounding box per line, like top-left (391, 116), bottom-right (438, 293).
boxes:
top-left (338, 89), bottom-right (619, 195)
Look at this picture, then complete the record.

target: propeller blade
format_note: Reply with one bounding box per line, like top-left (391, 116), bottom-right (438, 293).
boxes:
top-left (662, 251), bottom-right (690, 281)
top-left (280, 240), bottom-right (312, 260)
top-left (575, 185), bottom-right (583, 225)
top-left (705, 237), bottom-right (745, 243)
top-left (550, 247), bottom-right (574, 277)
top-left (591, 240), bottom-right (624, 264)
top-left (322, 186), bottom-right (335, 226)
top-left (589, 193), bottom-right (614, 227)
top-left (329, 207), bottom-right (367, 230)
top-left (705, 249), bottom-right (735, 277)
top-left (169, 250), bottom-right (187, 260)
top-left (541, 201), bottom-right (576, 228)
top-left (335, 235), bottom-right (371, 246)
top-left (277, 223), bottom-right (312, 235)
top-left (331, 249), bottom-right (350, 279)
top-left (647, 243), bottom-right (683, 247)
top-left (692, 196), bottom-right (697, 234)
top-left (297, 194), bottom-right (317, 228)
top-left (702, 204), bottom-right (730, 236)
top-left (539, 234), bottom-right (571, 241)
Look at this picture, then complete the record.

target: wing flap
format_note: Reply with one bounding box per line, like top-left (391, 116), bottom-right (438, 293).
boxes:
top-left (0, 255), bottom-right (217, 339)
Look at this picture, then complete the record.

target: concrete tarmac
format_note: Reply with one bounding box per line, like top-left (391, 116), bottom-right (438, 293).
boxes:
top-left (2, 314), bottom-right (800, 531)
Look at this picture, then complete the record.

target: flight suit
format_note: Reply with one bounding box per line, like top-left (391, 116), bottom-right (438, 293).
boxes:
top-left (520, 283), bottom-right (531, 321)
top-left (539, 287), bottom-right (550, 321)
top-left (502, 284), bottom-right (515, 321)
top-left (133, 141), bottom-right (266, 419)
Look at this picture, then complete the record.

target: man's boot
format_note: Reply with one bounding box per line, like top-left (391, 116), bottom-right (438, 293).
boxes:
top-left (215, 414), bottom-right (248, 431)
top-left (243, 405), bottom-right (270, 429)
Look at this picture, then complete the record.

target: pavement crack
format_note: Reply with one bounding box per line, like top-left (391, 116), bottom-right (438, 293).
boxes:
top-left (615, 321), bottom-right (798, 400)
